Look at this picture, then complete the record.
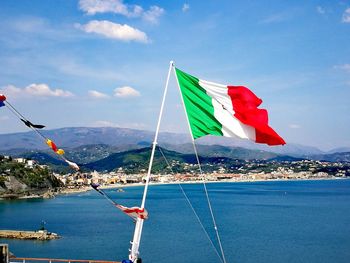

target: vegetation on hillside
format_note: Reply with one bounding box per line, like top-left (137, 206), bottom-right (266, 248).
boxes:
top-left (0, 155), bottom-right (62, 196)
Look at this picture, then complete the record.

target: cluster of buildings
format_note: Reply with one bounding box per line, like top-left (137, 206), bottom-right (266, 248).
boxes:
top-left (57, 160), bottom-right (349, 188)
top-left (1, 155), bottom-right (349, 189)
top-left (0, 156), bottom-right (39, 169)
top-left (57, 168), bottom-right (145, 188)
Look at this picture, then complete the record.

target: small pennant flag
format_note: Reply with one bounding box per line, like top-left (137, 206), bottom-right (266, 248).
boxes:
top-left (65, 160), bottom-right (79, 171)
top-left (46, 139), bottom-right (58, 152)
top-left (90, 183), bottom-right (148, 220)
top-left (20, 119), bottom-right (45, 129)
top-left (46, 139), bottom-right (66, 155)
top-left (0, 94), bottom-right (6, 107)
top-left (115, 204), bottom-right (149, 220)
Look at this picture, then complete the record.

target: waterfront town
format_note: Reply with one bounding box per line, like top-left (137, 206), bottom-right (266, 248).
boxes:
top-left (2, 155), bottom-right (348, 191)
top-left (58, 161), bottom-right (349, 188)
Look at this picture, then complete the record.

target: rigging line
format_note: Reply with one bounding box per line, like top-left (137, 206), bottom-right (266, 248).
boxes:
top-left (191, 142), bottom-right (227, 263)
top-left (172, 63), bottom-right (227, 263)
top-left (5, 101), bottom-right (29, 120)
top-left (95, 188), bottom-right (118, 207)
top-left (4, 101), bottom-right (47, 141)
top-left (157, 146), bottom-right (223, 263)
top-left (4, 101), bottom-right (68, 163)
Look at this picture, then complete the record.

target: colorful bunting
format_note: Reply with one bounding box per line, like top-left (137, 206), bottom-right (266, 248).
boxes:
top-left (0, 93), bottom-right (79, 171)
top-left (90, 183), bottom-right (148, 221)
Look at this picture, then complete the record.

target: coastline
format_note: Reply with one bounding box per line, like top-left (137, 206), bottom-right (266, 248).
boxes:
top-left (1, 177), bottom-right (348, 200)
top-left (56, 176), bottom-right (349, 195)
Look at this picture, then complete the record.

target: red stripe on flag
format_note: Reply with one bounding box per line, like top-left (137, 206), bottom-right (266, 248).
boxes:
top-left (115, 205), bottom-right (148, 219)
top-left (227, 86), bottom-right (285, 146)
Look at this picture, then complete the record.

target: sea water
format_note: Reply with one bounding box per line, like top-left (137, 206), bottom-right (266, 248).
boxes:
top-left (1, 180), bottom-right (350, 263)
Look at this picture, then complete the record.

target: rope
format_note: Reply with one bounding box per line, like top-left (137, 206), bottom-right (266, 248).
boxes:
top-left (171, 62), bottom-right (227, 262)
top-left (4, 101), bottom-right (70, 164)
top-left (190, 142), bottom-right (227, 263)
top-left (157, 147), bottom-right (224, 263)
top-left (5, 101), bottom-right (46, 140)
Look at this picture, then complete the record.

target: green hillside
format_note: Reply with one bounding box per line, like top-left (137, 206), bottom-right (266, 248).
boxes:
top-left (84, 147), bottom-right (245, 174)
top-left (0, 155), bottom-right (62, 198)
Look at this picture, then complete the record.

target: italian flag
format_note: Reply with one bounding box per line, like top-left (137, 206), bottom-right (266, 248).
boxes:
top-left (175, 68), bottom-right (285, 146)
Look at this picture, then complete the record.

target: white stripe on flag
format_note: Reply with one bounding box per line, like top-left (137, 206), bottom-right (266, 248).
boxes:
top-left (199, 79), bottom-right (256, 140)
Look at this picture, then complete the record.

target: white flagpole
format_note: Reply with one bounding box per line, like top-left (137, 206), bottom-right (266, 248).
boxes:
top-left (129, 61), bottom-right (174, 262)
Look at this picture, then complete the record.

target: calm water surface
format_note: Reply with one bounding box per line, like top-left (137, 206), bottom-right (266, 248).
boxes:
top-left (1, 180), bottom-right (350, 263)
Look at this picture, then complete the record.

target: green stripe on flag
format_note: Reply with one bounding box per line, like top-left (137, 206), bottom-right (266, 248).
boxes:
top-left (175, 68), bottom-right (223, 139)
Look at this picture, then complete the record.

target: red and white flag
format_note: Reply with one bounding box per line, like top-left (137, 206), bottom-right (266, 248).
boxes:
top-left (115, 204), bottom-right (149, 220)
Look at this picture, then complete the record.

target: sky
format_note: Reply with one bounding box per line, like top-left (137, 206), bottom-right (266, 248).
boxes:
top-left (0, 0), bottom-right (349, 151)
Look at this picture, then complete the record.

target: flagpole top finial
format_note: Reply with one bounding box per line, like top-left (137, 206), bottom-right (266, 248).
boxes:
top-left (170, 60), bottom-right (174, 66)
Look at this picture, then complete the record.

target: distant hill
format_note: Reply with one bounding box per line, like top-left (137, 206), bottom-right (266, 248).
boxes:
top-left (1, 126), bottom-right (350, 173)
top-left (327, 147), bottom-right (350, 154)
top-left (64, 144), bottom-right (143, 163)
top-left (0, 126), bottom-right (328, 157)
top-left (0, 127), bottom-right (156, 150)
top-left (1, 141), bottom-right (285, 166)
top-left (195, 136), bottom-right (324, 157)
top-left (163, 143), bottom-right (279, 160)
top-left (312, 152), bottom-right (350, 162)
top-left (84, 147), bottom-right (245, 173)
top-left (0, 127), bottom-right (194, 151)
top-left (2, 142), bottom-right (349, 174)
top-left (21, 152), bottom-right (66, 166)
top-left (84, 147), bottom-right (171, 172)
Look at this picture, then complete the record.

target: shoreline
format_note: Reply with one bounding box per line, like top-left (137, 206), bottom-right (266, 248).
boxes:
top-left (1, 177), bottom-right (348, 200)
top-left (57, 176), bottom-right (349, 195)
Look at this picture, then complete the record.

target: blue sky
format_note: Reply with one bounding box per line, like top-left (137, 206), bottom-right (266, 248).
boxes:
top-left (0, 0), bottom-right (349, 151)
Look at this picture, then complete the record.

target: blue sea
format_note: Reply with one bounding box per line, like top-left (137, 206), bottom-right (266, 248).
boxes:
top-left (1, 180), bottom-right (350, 263)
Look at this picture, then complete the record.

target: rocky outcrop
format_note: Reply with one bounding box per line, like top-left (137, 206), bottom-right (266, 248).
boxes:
top-left (0, 157), bottom-right (63, 199)
top-left (2, 176), bottom-right (27, 192)
top-left (0, 177), bottom-right (56, 199)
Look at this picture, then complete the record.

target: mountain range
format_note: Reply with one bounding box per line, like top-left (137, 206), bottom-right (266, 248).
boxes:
top-left (0, 127), bottom-right (349, 172)
top-left (0, 126), bottom-right (342, 154)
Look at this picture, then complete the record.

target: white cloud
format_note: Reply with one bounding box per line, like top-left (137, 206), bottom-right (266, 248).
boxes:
top-left (182, 3), bottom-right (190, 12)
top-left (79, 0), bottom-right (129, 16)
top-left (334, 64), bottom-right (350, 73)
top-left (114, 86), bottom-right (140, 97)
top-left (0, 84), bottom-right (74, 98)
top-left (316, 6), bottom-right (325, 15)
top-left (79, 0), bottom-right (164, 23)
top-left (142, 6), bottom-right (164, 24)
top-left (0, 85), bottom-right (22, 96)
top-left (88, 90), bottom-right (110, 99)
top-left (289, 124), bottom-right (301, 129)
top-left (25, 84), bottom-right (74, 97)
top-left (342, 8), bottom-right (350, 23)
top-left (76, 20), bottom-right (148, 43)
